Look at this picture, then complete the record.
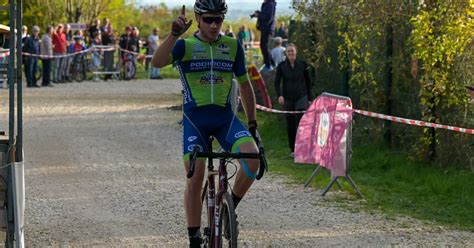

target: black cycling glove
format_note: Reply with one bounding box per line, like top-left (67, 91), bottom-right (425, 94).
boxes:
top-left (171, 17), bottom-right (192, 37)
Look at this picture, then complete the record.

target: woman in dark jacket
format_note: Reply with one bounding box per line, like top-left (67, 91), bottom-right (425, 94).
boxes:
top-left (274, 43), bottom-right (313, 156)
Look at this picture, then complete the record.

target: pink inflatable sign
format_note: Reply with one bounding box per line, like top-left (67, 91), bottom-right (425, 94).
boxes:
top-left (294, 93), bottom-right (353, 177)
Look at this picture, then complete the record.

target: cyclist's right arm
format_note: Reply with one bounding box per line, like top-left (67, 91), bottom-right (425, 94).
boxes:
top-left (151, 35), bottom-right (179, 68)
top-left (152, 5), bottom-right (192, 69)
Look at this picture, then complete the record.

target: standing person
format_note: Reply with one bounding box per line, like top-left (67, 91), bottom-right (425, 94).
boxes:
top-left (147, 27), bottom-right (161, 79)
top-left (101, 23), bottom-right (115, 81)
top-left (224, 25), bottom-right (234, 38)
top-left (90, 32), bottom-right (102, 82)
top-left (40, 26), bottom-right (54, 87)
top-left (119, 26), bottom-right (132, 63)
top-left (100, 18), bottom-right (109, 34)
top-left (237, 25), bottom-right (250, 49)
top-left (275, 22), bottom-right (288, 40)
top-left (128, 27), bottom-right (140, 54)
top-left (62, 24), bottom-right (72, 82)
top-left (88, 19), bottom-right (101, 43)
top-left (21, 25), bottom-right (29, 80)
top-left (152, 1), bottom-right (262, 247)
top-left (23, 26), bottom-right (41, 88)
top-left (270, 36), bottom-right (285, 66)
top-left (52, 24), bottom-right (67, 83)
top-left (274, 44), bottom-right (313, 157)
top-left (251, 0), bottom-right (276, 72)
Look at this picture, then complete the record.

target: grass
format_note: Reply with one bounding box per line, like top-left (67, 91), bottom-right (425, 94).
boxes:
top-left (256, 111), bottom-right (474, 231)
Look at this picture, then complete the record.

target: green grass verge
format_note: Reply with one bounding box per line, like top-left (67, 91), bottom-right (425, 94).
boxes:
top-left (257, 111), bottom-right (474, 231)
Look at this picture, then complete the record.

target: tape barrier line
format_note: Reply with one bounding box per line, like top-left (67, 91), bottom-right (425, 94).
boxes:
top-left (4, 46), bottom-right (152, 59)
top-left (118, 48), bottom-right (153, 59)
top-left (256, 104), bottom-right (474, 135)
top-left (22, 46), bottom-right (116, 59)
top-left (354, 109), bottom-right (474, 135)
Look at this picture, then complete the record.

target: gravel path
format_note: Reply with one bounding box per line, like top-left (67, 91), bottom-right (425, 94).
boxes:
top-left (0, 79), bottom-right (472, 247)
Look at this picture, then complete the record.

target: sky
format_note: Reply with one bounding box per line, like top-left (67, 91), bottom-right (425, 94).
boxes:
top-left (139, 0), bottom-right (295, 19)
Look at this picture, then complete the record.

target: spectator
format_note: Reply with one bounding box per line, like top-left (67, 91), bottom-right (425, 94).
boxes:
top-left (69, 35), bottom-right (87, 53)
top-left (119, 26), bottom-right (132, 61)
top-left (88, 19), bottom-right (100, 43)
top-left (90, 32), bottom-right (102, 82)
top-left (52, 24), bottom-right (67, 83)
top-left (274, 44), bottom-right (313, 157)
top-left (275, 22), bottom-right (288, 40)
top-left (101, 23), bottom-right (115, 80)
top-left (224, 25), bottom-right (235, 38)
top-left (21, 25), bottom-right (29, 79)
top-left (62, 24), bottom-right (72, 81)
top-left (147, 27), bottom-right (161, 79)
top-left (237, 25), bottom-right (250, 49)
top-left (100, 18), bottom-right (110, 33)
top-left (270, 36), bottom-right (286, 66)
top-left (128, 27), bottom-right (140, 54)
top-left (251, 0), bottom-right (276, 72)
top-left (21, 25), bottom-right (28, 43)
top-left (40, 26), bottom-right (54, 87)
top-left (23, 26), bottom-right (41, 88)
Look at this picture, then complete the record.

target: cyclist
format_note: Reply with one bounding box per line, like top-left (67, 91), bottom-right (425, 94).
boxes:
top-left (152, 0), bottom-right (261, 247)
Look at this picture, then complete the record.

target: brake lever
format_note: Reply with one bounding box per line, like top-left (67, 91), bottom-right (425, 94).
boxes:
top-left (187, 146), bottom-right (199, 178)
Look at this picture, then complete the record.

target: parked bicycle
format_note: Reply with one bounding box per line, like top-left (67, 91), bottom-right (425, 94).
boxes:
top-left (188, 135), bottom-right (267, 248)
top-left (119, 52), bottom-right (137, 81)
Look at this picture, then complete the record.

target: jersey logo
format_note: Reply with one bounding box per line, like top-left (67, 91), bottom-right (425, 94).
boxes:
top-left (188, 136), bottom-right (198, 142)
top-left (217, 43), bottom-right (230, 53)
top-left (187, 144), bottom-right (204, 152)
top-left (200, 73), bottom-right (224, 85)
top-left (234, 131), bottom-right (251, 139)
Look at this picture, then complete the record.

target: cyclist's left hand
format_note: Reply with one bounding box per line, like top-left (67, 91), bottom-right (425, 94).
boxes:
top-left (248, 120), bottom-right (258, 143)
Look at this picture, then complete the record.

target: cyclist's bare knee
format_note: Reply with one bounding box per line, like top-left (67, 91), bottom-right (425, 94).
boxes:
top-left (237, 142), bottom-right (259, 174)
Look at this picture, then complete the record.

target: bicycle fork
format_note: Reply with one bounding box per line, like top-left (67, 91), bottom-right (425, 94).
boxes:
top-left (206, 158), bottom-right (228, 247)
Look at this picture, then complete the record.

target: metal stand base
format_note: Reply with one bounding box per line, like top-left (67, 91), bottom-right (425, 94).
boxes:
top-left (321, 175), bottom-right (363, 198)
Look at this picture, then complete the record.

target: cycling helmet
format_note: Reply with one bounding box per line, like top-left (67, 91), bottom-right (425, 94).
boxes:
top-left (194, 0), bottom-right (228, 15)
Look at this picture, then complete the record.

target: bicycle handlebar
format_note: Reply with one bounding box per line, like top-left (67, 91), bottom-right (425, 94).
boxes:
top-left (187, 148), bottom-right (266, 179)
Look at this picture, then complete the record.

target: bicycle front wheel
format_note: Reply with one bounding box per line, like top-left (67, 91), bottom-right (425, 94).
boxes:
top-left (121, 60), bottom-right (136, 81)
top-left (219, 192), bottom-right (237, 247)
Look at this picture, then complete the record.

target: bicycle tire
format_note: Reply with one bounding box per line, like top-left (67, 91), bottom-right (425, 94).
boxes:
top-left (122, 60), bottom-right (136, 81)
top-left (219, 192), bottom-right (237, 247)
top-left (201, 181), bottom-right (211, 248)
top-left (73, 63), bottom-right (85, 82)
top-left (35, 64), bottom-right (42, 81)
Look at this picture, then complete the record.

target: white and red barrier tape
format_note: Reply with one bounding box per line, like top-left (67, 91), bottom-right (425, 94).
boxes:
top-left (256, 104), bottom-right (474, 135)
top-left (3, 46), bottom-right (151, 60)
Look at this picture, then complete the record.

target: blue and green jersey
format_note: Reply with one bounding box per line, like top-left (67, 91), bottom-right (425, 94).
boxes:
top-left (172, 33), bottom-right (249, 111)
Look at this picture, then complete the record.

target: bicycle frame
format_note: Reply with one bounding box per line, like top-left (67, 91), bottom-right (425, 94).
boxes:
top-left (188, 137), bottom-right (262, 248)
top-left (204, 154), bottom-right (228, 247)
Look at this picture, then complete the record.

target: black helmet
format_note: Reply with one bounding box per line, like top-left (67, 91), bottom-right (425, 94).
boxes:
top-left (194, 0), bottom-right (228, 15)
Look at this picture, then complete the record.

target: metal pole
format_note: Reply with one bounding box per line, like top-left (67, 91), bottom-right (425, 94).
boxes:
top-left (8, 0), bottom-right (15, 151)
top-left (16, 0), bottom-right (22, 161)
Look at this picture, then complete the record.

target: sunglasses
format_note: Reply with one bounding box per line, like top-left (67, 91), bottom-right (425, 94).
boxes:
top-left (202, 16), bottom-right (224, 24)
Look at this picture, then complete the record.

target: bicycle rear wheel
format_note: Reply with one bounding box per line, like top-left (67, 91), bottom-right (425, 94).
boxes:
top-left (219, 192), bottom-right (237, 247)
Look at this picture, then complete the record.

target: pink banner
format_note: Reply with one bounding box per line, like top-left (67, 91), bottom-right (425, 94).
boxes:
top-left (294, 94), bottom-right (353, 177)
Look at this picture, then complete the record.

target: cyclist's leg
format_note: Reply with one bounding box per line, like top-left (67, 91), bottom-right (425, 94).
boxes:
top-left (215, 113), bottom-right (259, 205)
top-left (183, 113), bottom-right (209, 241)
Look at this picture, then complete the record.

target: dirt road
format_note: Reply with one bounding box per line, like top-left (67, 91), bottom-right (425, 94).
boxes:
top-left (1, 80), bottom-right (472, 247)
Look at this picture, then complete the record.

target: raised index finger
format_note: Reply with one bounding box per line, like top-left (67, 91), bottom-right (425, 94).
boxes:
top-left (181, 5), bottom-right (186, 16)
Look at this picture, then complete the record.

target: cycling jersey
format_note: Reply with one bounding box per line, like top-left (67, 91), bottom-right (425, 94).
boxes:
top-left (172, 33), bottom-right (254, 158)
top-left (172, 33), bottom-right (248, 111)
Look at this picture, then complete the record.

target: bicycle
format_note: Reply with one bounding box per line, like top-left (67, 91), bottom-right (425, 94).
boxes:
top-left (70, 54), bottom-right (87, 82)
top-left (188, 135), bottom-right (267, 248)
top-left (119, 52), bottom-right (137, 81)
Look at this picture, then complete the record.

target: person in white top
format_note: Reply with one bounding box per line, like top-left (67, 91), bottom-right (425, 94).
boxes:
top-left (147, 28), bottom-right (162, 79)
top-left (271, 36), bottom-right (286, 67)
